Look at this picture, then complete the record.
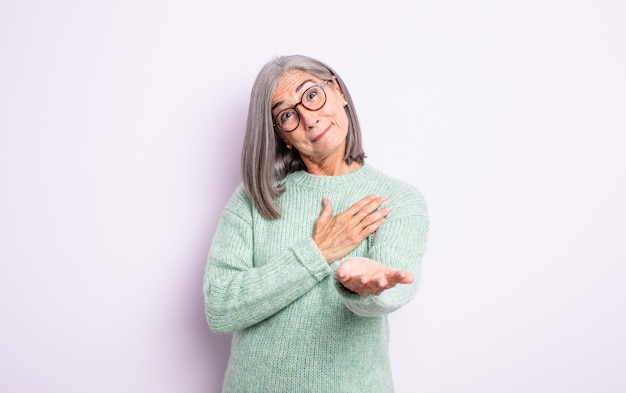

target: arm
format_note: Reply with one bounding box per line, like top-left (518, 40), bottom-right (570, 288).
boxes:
top-left (336, 188), bottom-right (429, 317)
top-left (203, 190), bottom-right (332, 334)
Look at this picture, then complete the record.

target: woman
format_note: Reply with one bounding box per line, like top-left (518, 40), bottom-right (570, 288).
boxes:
top-left (204, 55), bottom-right (429, 392)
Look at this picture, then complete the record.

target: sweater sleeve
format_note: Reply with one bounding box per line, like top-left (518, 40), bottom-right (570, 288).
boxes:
top-left (204, 188), bottom-right (332, 334)
top-left (336, 187), bottom-right (429, 317)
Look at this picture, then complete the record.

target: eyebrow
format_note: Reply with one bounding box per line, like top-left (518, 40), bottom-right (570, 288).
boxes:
top-left (272, 79), bottom-right (316, 112)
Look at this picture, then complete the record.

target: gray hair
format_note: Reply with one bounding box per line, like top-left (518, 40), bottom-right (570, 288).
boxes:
top-left (241, 55), bottom-right (366, 219)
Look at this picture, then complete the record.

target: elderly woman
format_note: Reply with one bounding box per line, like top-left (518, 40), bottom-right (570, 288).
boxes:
top-left (204, 55), bottom-right (429, 392)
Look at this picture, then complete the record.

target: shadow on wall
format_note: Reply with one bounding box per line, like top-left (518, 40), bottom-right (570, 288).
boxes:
top-left (194, 93), bottom-right (247, 391)
top-left (203, 328), bottom-right (233, 392)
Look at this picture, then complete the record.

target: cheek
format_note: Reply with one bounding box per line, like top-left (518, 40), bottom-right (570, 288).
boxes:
top-left (282, 132), bottom-right (303, 147)
top-left (336, 106), bottom-right (350, 131)
top-left (325, 100), bottom-right (349, 126)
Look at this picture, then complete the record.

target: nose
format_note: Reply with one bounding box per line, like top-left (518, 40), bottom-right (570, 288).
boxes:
top-left (297, 106), bottom-right (320, 129)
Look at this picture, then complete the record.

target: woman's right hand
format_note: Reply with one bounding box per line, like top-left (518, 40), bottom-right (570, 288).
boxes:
top-left (313, 195), bottom-right (391, 263)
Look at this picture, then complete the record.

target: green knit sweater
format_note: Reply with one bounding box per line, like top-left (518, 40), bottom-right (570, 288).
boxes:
top-left (204, 164), bottom-right (429, 392)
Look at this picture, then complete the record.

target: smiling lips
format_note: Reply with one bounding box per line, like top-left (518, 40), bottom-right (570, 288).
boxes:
top-left (311, 125), bottom-right (331, 143)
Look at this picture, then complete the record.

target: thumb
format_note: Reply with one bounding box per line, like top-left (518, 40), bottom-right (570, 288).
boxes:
top-left (319, 197), bottom-right (333, 221)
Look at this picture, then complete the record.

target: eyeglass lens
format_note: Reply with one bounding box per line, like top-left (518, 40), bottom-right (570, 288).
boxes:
top-left (275, 84), bottom-right (327, 132)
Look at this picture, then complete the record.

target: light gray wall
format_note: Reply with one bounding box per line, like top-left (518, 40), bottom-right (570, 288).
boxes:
top-left (1, 1), bottom-right (624, 392)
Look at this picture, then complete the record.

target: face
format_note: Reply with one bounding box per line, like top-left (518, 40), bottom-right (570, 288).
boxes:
top-left (271, 70), bottom-right (350, 167)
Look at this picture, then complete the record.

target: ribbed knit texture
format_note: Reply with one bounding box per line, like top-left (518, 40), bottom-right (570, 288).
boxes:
top-left (204, 164), bottom-right (429, 393)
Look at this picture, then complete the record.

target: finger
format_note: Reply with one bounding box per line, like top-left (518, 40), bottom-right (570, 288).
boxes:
top-left (359, 216), bottom-right (386, 237)
top-left (352, 196), bottom-right (389, 222)
top-left (341, 279), bottom-right (365, 294)
top-left (345, 195), bottom-right (384, 218)
top-left (354, 288), bottom-right (367, 296)
top-left (356, 275), bottom-right (370, 286)
top-left (359, 207), bottom-right (391, 230)
top-left (359, 289), bottom-right (377, 296)
top-left (336, 270), bottom-right (353, 283)
top-left (345, 274), bottom-right (369, 291)
top-left (371, 288), bottom-right (385, 296)
top-left (398, 271), bottom-right (414, 284)
top-left (314, 199), bottom-right (333, 232)
top-left (389, 270), bottom-right (414, 285)
top-left (319, 197), bottom-right (333, 221)
top-left (332, 197), bottom-right (387, 240)
top-left (359, 284), bottom-right (385, 296)
top-left (350, 194), bottom-right (378, 210)
top-left (354, 283), bottom-right (373, 296)
top-left (336, 262), bottom-right (355, 279)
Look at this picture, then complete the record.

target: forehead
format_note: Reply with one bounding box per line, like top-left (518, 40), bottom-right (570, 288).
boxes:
top-left (272, 70), bottom-right (320, 103)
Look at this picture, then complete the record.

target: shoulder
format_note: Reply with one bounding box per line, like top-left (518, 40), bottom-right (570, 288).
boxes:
top-left (222, 184), bottom-right (255, 221)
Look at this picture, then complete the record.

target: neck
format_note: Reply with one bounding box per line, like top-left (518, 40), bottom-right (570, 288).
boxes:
top-left (303, 158), bottom-right (362, 176)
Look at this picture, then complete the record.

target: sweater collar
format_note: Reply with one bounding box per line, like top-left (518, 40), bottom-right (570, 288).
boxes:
top-left (284, 163), bottom-right (375, 190)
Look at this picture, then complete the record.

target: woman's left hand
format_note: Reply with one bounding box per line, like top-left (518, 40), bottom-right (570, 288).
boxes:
top-left (336, 258), bottom-right (414, 296)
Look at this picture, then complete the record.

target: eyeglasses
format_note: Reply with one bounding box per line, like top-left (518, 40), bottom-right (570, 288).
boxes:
top-left (273, 81), bottom-right (330, 132)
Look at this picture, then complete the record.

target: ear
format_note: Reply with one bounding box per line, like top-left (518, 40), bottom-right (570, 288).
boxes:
top-left (332, 76), bottom-right (344, 95)
top-left (275, 133), bottom-right (286, 143)
top-left (275, 133), bottom-right (291, 149)
top-left (332, 76), bottom-right (347, 105)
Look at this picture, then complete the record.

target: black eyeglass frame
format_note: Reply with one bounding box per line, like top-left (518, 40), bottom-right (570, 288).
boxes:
top-left (273, 81), bottom-right (331, 132)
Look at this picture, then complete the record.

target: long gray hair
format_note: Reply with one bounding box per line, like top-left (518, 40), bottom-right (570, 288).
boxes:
top-left (241, 55), bottom-right (365, 219)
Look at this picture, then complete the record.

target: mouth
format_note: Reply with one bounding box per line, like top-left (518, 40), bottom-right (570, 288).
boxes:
top-left (311, 125), bottom-right (331, 143)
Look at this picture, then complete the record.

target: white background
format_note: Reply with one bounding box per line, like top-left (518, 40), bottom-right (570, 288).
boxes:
top-left (1, 1), bottom-right (625, 392)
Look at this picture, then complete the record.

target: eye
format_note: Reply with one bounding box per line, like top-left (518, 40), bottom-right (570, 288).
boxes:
top-left (279, 109), bottom-right (296, 123)
top-left (304, 87), bottom-right (320, 102)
